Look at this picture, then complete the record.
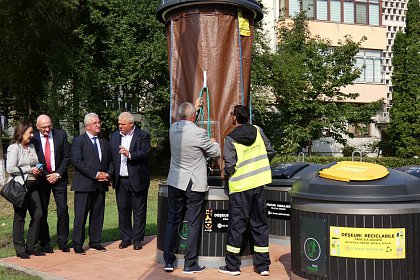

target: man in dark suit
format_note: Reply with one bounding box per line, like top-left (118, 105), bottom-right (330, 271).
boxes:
top-left (109, 112), bottom-right (151, 250)
top-left (71, 113), bottom-right (113, 255)
top-left (33, 114), bottom-right (70, 253)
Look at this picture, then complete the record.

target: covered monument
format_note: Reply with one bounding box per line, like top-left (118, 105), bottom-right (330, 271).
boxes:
top-left (157, 0), bottom-right (263, 174)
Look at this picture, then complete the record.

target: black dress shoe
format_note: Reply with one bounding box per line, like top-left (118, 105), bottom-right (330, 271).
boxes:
top-left (59, 244), bottom-right (70, 252)
top-left (133, 241), bottom-right (142, 250)
top-left (90, 244), bottom-right (107, 252)
top-left (17, 252), bottom-right (30, 259)
top-left (119, 241), bottom-right (131, 249)
top-left (27, 251), bottom-right (46, 256)
top-left (41, 244), bottom-right (54, 253)
top-left (74, 246), bottom-right (86, 255)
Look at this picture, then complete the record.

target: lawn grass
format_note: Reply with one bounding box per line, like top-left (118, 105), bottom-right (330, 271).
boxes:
top-left (0, 176), bottom-right (163, 259)
top-left (0, 267), bottom-right (42, 280)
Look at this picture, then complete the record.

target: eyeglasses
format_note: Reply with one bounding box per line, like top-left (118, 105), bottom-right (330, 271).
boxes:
top-left (39, 125), bottom-right (52, 129)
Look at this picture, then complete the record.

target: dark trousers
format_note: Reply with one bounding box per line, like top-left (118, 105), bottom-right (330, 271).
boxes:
top-left (13, 180), bottom-right (43, 254)
top-left (226, 186), bottom-right (270, 272)
top-left (38, 179), bottom-right (69, 247)
top-left (116, 177), bottom-right (148, 243)
top-left (72, 190), bottom-right (105, 247)
top-left (163, 181), bottom-right (205, 267)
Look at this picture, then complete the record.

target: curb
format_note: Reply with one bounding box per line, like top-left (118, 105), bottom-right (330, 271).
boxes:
top-left (0, 259), bottom-right (68, 280)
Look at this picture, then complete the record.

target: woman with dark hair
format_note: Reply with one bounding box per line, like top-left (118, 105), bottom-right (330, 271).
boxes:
top-left (6, 122), bottom-right (44, 259)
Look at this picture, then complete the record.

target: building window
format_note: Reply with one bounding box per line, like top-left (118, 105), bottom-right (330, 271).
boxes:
top-left (302, 0), bottom-right (315, 18)
top-left (355, 50), bottom-right (383, 84)
top-left (355, 3), bottom-right (367, 24)
top-left (289, 0), bottom-right (300, 16)
top-left (317, 0), bottom-right (328, 20)
top-left (280, 0), bottom-right (286, 14)
top-left (343, 1), bottom-right (355, 23)
top-left (369, 4), bottom-right (380, 25)
top-left (330, 0), bottom-right (342, 22)
top-left (283, 0), bottom-right (381, 26)
top-left (348, 123), bottom-right (370, 137)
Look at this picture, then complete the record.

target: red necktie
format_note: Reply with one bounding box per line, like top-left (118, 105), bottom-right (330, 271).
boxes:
top-left (44, 135), bottom-right (52, 172)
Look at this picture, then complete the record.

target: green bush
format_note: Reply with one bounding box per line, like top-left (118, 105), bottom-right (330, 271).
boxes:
top-left (271, 155), bottom-right (420, 168)
top-left (342, 145), bottom-right (356, 157)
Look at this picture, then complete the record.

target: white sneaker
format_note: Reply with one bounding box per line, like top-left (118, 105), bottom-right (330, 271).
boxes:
top-left (218, 266), bottom-right (241, 276)
top-left (260, 271), bottom-right (270, 276)
top-left (164, 263), bottom-right (174, 272)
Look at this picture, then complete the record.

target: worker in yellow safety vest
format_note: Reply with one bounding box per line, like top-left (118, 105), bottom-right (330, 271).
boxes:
top-left (218, 105), bottom-right (275, 277)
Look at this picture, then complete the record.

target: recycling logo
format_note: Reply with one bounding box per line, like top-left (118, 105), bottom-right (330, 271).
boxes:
top-left (304, 238), bottom-right (321, 261)
top-left (178, 220), bottom-right (189, 240)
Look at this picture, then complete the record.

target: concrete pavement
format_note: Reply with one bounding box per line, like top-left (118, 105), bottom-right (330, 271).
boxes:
top-left (0, 236), bottom-right (292, 280)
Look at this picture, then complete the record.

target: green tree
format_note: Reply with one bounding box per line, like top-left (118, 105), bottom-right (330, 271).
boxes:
top-left (63, 0), bottom-right (169, 138)
top-left (251, 19), bottom-right (277, 131)
top-left (0, 0), bottom-right (80, 123)
top-left (252, 13), bottom-right (382, 155)
top-left (0, 0), bottom-right (46, 121)
top-left (387, 0), bottom-right (420, 158)
top-left (0, 0), bottom-right (169, 143)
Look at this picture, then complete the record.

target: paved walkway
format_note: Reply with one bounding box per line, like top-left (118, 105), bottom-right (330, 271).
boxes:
top-left (0, 236), bottom-right (291, 280)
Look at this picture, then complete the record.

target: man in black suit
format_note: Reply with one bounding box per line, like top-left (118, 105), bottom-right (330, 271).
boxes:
top-left (33, 114), bottom-right (70, 253)
top-left (109, 112), bottom-right (151, 250)
top-left (71, 113), bottom-right (113, 255)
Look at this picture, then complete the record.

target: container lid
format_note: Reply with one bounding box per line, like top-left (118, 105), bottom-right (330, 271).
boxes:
top-left (268, 163), bottom-right (325, 187)
top-left (156, 0), bottom-right (263, 23)
top-left (395, 165), bottom-right (420, 179)
top-left (289, 168), bottom-right (420, 202)
top-left (271, 162), bottom-right (310, 179)
top-left (319, 161), bottom-right (389, 182)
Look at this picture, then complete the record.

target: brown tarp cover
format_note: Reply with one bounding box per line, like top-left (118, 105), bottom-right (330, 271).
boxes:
top-left (164, 4), bottom-right (255, 173)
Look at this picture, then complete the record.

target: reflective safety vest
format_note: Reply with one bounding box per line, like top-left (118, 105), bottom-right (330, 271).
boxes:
top-left (228, 126), bottom-right (272, 193)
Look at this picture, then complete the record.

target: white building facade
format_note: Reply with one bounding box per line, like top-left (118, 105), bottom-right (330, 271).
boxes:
top-left (260, 0), bottom-right (407, 156)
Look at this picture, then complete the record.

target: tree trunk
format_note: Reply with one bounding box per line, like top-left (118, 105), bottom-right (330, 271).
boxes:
top-left (0, 121), bottom-right (5, 186)
top-left (0, 120), bottom-right (3, 160)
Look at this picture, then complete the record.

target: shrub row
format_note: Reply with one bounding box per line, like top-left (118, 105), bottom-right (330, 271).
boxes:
top-left (272, 155), bottom-right (420, 168)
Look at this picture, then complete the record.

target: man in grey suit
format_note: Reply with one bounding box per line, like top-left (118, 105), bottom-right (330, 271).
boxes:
top-left (163, 102), bottom-right (221, 274)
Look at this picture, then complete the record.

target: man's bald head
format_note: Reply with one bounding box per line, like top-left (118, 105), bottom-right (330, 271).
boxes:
top-left (36, 114), bottom-right (52, 137)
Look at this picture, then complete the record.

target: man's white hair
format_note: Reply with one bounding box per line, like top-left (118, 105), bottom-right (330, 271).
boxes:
top-left (118, 112), bottom-right (134, 123)
top-left (84, 113), bottom-right (99, 126)
top-left (178, 102), bottom-right (195, 119)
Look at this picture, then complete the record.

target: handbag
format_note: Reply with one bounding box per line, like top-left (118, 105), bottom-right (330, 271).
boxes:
top-left (0, 167), bottom-right (27, 208)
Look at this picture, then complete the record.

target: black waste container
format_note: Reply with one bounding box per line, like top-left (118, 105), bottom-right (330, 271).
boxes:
top-left (265, 163), bottom-right (324, 245)
top-left (156, 183), bottom-right (252, 268)
top-left (395, 165), bottom-right (420, 179)
top-left (289, 161), bottom-right (420, 280)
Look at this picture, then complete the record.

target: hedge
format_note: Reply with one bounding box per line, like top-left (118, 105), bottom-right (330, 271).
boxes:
top-left (271, 155), bottom-right (420, 168)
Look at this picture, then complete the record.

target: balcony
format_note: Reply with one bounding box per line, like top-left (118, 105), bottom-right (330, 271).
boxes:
top-left (376, 111), bottom-right (390, 124)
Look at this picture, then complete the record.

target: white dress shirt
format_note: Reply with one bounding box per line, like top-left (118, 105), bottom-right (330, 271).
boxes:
top-left (86, 131), bottom-right (102, 161)
top-left (119, 128), bottom-right (135, 176)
